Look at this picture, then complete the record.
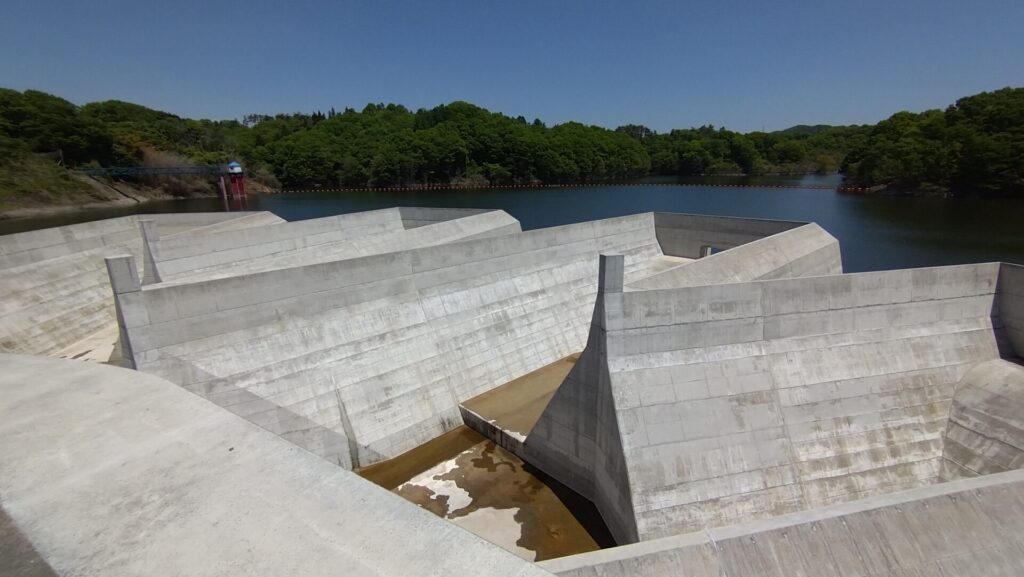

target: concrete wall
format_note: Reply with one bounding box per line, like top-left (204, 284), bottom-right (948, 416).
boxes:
top-left (652, 212), bottom-right (803, 259)
top-left (148, 208), bottom-right (404, 281)
top-left (539, 469), bottom-right (1024, 577)
top-left (0, 216), bottom-right (140, 270)
top-left (1, 242), bottom-right (140, 356)
top-left (112, 214), bottom-right (666, 469)
top-left (144, 212), bottom-right (268, 236)
top-left (0, 213), bottom-right (272, 356)
top-left (629, 223), bottom-right (841, 290)
top-left (150, 208), bottom-right (520, 282)
top-left (0, 353), bottom-right (555, 577)
top-left (942, 359), bottom-right (1024, 479)
top-left (0, 212), bottom-right (262, 269)
top-left (398, 206), bottom-right (493, 228)
top-left (524, 256), bottom-right (639, 545)
top-left (527, 262), bottom-right (1003, 541)
top-left (996, 262), bottom-right (1024, 358)
top-left (161, 211), bottom-right (286, 238)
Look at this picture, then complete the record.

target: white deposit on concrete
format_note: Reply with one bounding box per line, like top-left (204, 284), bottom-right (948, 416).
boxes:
top-left (397, 449), bottom-right (535, 561)
top-left (399, 450), bottom-right (477, 512)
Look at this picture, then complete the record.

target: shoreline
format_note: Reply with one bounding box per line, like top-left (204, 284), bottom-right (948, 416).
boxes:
top-left (0, 193), bottom-right (219, 222)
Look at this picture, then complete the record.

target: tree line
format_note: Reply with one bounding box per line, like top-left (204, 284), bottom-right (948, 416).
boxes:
top-left (0, 86), bottom-right (1021, 196)
top-left (841, 87), bottom-right (1024, 196)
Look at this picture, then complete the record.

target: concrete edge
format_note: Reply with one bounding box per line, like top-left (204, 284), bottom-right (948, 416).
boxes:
top-left (538, 467), bottom-right (1024, 573)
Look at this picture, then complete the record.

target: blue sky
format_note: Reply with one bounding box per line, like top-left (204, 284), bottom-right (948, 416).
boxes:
top-left (2, 0), bottom-right (1022, 132)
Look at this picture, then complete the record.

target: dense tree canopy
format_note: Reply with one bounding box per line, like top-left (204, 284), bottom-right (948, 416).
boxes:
top-left (634, 123), bottom-right (869, 177)
top-left (841, 87), bottom-right (1024, 196)
top-left (1, 86), bottom-right (1021, 196)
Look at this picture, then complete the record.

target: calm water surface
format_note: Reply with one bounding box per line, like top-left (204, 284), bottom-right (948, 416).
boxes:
top-left (4, 174), bottom-right (1022, 273)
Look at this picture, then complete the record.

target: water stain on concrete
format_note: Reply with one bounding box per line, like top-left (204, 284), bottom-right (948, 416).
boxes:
top-left (359, 425), bottom-right (608, 562)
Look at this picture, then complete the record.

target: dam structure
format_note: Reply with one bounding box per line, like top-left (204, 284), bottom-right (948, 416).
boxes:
top-left (1, 207), bottom-right (1023, 576)
top-left (105, 211), bottom-right (838, 468)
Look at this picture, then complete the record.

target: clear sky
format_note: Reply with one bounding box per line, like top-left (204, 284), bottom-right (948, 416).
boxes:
top-left (2, 0), bottom-right (1022, 132)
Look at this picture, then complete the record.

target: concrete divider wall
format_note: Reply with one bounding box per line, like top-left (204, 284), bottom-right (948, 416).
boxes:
top-left (160, 211), bottom-right (286, 238)
top-left (0, 213), bottom-right (266, 270)
top-left (398, 206), bottom-right (494, 228)
top-left (523, 256), bottom-right (640, 545)
top-left (142, 212), bottom-right (268, 237)
top-left (1, 242), bottom-right (143, 355)
top-left (0, 216), bottom-right (140, 270)
top-left (997, 262), bottom-right (1024, 358)
top-left (113, 214), bottom-right (665, 469)
top-left (148, 208), bottom-right (405, 279)
top-left (0, 213), bottom-right (275, 356)
top-left (161, 210), bottom-right (522, 283)
top-left (150, 209), bottom-right (520, 282)
top-left (527, 261), bottom-right (1003, 541)
top-left (629, 223), bottom-right (841, 290)
top-left (652, 212), bottom-right (803, 259)
top-left (941, 359), bottom-right (1024, 479)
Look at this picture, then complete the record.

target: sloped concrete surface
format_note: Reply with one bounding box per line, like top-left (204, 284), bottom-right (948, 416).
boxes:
top-left (112, 214), bottom-right (667, 468)
top-left (156, 209), bottom-right (522, 283)
top-left (0, 213), bottom-right (273, 357)
top-left (539, 468), bottom-right (1024, 577)
top-left (942, 358), bottom-right (1024, 478)
top-left (628, 222), bottom-right (841, 289)
top-left (527, 261), bottom-right (1008, 541)
top-left (0, 353), bottom-right (554, 577)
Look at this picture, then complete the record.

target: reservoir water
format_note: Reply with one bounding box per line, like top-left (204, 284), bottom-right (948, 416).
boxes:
top-left (3, 174), bottom-right (1022, 273)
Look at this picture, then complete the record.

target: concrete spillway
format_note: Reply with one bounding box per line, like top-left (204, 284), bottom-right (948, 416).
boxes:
top-left (4, 207), bottom-right (1024, 575)
top-left (108, 212), bottom-right (839, 469)
top-left (520, 257), bottom-right (1024, 544)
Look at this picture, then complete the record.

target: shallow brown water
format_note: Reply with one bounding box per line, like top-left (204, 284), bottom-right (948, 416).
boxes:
top-left (357, 426), bottom-right (608, 561)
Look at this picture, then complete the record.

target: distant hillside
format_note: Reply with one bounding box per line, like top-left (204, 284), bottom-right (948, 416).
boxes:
top-left (776, 124), bottom-right (839, 136)
top-left (1, 86), bottom-right (1021, 213)
top-left (841, 87), bottom-right (1024, 196)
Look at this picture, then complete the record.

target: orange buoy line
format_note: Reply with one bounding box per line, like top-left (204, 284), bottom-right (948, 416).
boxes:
top-left (271, 181), bottom-right (838, 195)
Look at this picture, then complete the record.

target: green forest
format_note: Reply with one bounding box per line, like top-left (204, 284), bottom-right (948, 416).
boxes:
top-left (1, 85), bottom-right (1022, 210)
top-left (841, 87), bottom-right (1024, 196)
